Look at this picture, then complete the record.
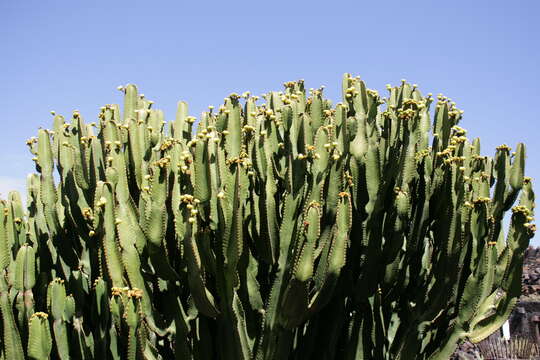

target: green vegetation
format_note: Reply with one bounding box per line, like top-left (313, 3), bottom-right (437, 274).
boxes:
top-left (0, 75), bottom-right (534, 359)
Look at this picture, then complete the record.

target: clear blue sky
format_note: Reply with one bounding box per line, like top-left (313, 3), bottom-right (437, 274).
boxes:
top-left (1, 1), bottom-right (539, 244)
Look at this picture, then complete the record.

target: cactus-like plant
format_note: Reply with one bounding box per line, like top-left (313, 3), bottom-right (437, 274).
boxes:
top-left (0, 75), bottom-right (534, 359)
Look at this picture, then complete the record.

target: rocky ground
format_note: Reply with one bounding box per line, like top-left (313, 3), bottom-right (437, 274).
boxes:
top-left (522, 246), bottom-right (540, 301)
